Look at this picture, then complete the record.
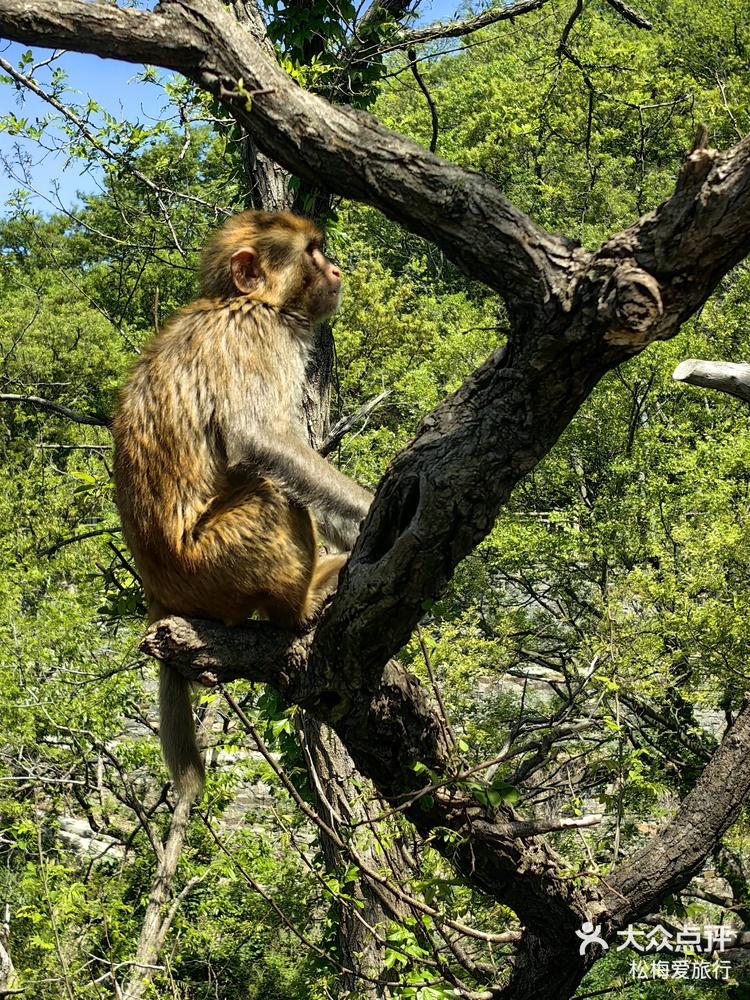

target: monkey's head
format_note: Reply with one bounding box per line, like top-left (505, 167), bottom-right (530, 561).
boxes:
top-left (200, 211), bottom-right (342, 323)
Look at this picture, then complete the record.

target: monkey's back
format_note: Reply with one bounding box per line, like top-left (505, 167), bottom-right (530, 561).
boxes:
top-left (112, 299), bottom-right (314, 615)
top-left (113, 304), bottom-right (219, 559)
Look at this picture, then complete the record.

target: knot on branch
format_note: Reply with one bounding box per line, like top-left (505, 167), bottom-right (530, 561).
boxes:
top-left (141, 618), bottom-right (195, 660)
top-left (357, 474), bottom-right (422, 565)
top-left (441, 182), bottom-right (469, 220)
top-left (599, 262), bottom-right (663, 347)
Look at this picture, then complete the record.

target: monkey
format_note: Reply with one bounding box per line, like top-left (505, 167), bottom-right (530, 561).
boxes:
top-left (112, 211), bottom-right (374, 801)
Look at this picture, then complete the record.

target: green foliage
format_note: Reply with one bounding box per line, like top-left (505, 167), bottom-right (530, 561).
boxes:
top-left (266, 0), bottom-right (397, 108)
top-left (377, 0), bottom-right (750, 243)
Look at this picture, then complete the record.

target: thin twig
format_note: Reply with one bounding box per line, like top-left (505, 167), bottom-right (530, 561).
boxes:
top-left (408, 49), bottom-right (439, 153)
top-left (221, 687), bottom-right (520, 945)
top-left (39, 526), bottom-right (121, 558)
top-left (0, 393), bottom-right (109, 427)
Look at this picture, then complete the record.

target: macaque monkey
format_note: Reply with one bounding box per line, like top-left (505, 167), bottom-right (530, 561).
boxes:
top-left (112, 211), bottom-right (373, 800)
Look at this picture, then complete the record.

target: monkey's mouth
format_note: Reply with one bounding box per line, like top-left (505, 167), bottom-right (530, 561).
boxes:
top-left (318, 287), bottom-right (342, 319)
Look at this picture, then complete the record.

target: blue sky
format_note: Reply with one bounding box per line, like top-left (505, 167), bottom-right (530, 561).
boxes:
top-left (0, 46), bottom-right (171, 210)
top-left (0, 0), bottom-right (462, 213)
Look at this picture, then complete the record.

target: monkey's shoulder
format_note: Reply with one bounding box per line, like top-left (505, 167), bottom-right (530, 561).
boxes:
top-left (178, 295), bottom-right (267, 316)
top-left (177, 296), bottom-right (290, 323)
top-left (148, 297), bottom-right (301, 353)
top-left (181, 296), bottom-right (313, 332)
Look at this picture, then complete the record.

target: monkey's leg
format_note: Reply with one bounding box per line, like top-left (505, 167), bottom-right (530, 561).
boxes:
top-left (303, 553), bottom-right (349, 620)
top-left (149, 599), bottom-right (205, 802)
top-left (261, 553), bottom-right (347, 626)
top-left (194, 488), bottom-right (347, 627)
top-left (184, 484), bottom-right (319, 628)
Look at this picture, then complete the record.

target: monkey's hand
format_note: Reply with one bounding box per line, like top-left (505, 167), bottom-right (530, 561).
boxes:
top-left (232, 434), bottom-right (373, 535)
top-left (313, 506), bottom-right (369, 551)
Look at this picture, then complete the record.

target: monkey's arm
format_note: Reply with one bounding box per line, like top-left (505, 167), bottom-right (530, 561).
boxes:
top-left (231, 434), bottom-right (373, 549)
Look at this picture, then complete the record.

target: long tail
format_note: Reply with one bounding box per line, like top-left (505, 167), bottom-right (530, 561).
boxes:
top-left (159, 664), bottom-right (205, 802)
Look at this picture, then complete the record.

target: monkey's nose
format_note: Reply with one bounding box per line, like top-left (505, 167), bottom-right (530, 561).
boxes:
top-left (330, 265), bottom-right (341, 279)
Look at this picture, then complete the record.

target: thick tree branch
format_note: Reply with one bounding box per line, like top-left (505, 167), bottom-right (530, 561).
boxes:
top-left (382, 0), bottom-right (649, 51)
top-left (393, 0), bottom-right (551, 48)
top-left (315, 136), bottom-right (750, 679)
top-left (673, 358), bottom-right (750, 403)
top-left (602, 694), bottom-right (750, 928)
top-left (0, 0), bottom-right (576, 312)
top-left (356, 0), bottom-right (415, 29)
top-left (142, 615), bottom-right (595, 940)
top-left (4, 5), bottom-right (750, 994)
top-left (604, 0), bottom-right (652, 31)
top-left (141, 615), bottom-right (451, 784)
top-left (144, 617), bottom-right (750, 1000)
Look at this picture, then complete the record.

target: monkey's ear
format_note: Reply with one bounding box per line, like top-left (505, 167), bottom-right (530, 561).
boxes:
top-left (230, 246), bottom-right (261, 294)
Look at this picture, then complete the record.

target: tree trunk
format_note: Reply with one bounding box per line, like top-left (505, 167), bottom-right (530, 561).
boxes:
top-left (0, 921), bottom-right (18, 994)
top-left (299, 717), bottom-right (409, 997)
top-left (299, 229), bottom-right (411, 997)
top-left (120, 790), bottom-right (193, 998)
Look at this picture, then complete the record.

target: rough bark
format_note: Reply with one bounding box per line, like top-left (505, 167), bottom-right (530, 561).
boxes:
top-left (230, 0), bottom-right (291, 213)
top-left (142, 618), bottom-right (590, 933)
top-left (143, 622), bottom-right (750, 998)
top-left (316, 140), bottom-right (750, 680)
top-left (601, 694), bottom-right (750, 928)
top-left (3, 0), bottom-right (749, 676)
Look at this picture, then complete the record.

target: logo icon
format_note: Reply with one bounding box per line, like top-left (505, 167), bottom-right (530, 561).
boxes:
top-left (576, 921), bottom-right (609, 955)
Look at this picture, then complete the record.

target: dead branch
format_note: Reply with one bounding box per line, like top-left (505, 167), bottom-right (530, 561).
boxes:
top-left (673, 358), bottom-right (750, 404)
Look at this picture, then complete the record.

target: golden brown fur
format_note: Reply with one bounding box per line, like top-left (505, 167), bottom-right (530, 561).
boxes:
top-left (112, 211), bottom-right (372, 800)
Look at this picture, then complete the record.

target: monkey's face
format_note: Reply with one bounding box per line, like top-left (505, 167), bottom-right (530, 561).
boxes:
top-left (299, 243), bottom-right (342, 322)
top-left (242, 237), bottom-right (342, 324)
top-left (201, 211), bottom-right (343, 326)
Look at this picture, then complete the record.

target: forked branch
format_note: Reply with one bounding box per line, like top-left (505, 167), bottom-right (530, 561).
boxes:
top-left (144, 616), bottom-right (750, 1000)
top-left (0, 0), bottom-right (574, 308)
